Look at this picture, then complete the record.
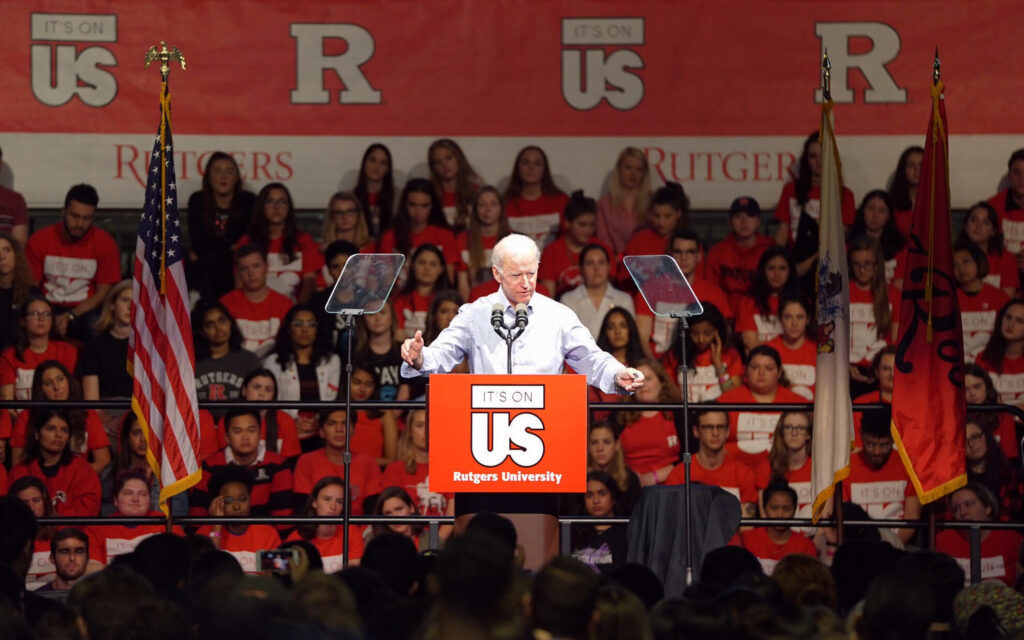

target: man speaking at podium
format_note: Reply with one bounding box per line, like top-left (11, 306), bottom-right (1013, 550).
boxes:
top-left (401, 233), bottom-right (645, 564)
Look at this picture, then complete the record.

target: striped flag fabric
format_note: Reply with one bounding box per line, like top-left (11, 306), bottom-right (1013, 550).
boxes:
top-left (890, 76), bottom-right (966, 504)
top-left (811, 98), bottom-right (854, 520)
top-left (128, 80), bottom-right (203, 508)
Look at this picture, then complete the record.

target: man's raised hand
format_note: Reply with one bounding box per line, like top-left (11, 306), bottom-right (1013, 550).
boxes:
top-left (401, 330), bottom-right (425, 368)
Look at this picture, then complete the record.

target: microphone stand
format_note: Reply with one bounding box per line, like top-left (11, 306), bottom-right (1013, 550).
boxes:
top-left (673, 313), bottom-right (695, 586)
top-left (493, 309), bottom-right (527, 374)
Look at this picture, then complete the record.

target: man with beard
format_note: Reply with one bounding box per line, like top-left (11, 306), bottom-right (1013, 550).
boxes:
top-left (37, 528), bottom-right (90, 591)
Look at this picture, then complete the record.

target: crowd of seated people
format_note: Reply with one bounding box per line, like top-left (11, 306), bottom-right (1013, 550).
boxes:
top-left (2, 139), bottom-right (1024, 634)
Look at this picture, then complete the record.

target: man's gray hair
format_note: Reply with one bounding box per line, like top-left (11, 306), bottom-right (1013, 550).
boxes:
top-left (491, 233), bottom-right (540, 272)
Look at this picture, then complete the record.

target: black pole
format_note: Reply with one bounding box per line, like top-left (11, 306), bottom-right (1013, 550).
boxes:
top-left (341, 313), bottom-right (355, 568)
top-left (675, 314), bottom-right (694, 585)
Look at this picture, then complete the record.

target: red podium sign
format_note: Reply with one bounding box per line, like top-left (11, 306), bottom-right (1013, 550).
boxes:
top-left (428, 374), bottom-right (588, 493)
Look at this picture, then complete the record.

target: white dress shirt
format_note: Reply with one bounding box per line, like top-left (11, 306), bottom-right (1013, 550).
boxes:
top-left (560, 283), bottom-right (636, 339)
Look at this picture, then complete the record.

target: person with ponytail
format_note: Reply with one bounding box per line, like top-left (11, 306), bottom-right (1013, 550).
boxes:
top-left (735, 247), bottom-right (802, 353)
top-left (539, 190), bottom-right (613, 299)
top-left (377, 178), bottom-right (458, 285)
top-left (623, 181), bottom-right (689, 258)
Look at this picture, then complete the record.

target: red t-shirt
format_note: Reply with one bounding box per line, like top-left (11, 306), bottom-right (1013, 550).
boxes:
top-left (735, 294), bottom-right (781, 344)
top-left (539, 236), bottom-right (614, 299)
top-left (670, 347), bottom-right (744, 403)
top-left (196, 524), bottom-right (282, 574)
top-left (976, 352), bottom-right (1024, 405)
top-left (984, 247), bottom-right (1020, 293)
top-left (376, 225), bottom-right (459, 266)
top-left (624, 228), bottom-right (670, 257)
top-left (349, 411), bottom-right (387, 461)
top-left (505, 193), bottom-right (569, 249)
top-left (190, 448), bottom-right (294, 518)
top-left (87, 511), bottom-right (185, 565)
top-left (286, 527), bottom-right (365, 573)
top-left (10, 409), bottom-right (109, 453)
top-left (392, 290), bottom-right (434, 335)
top-left (219, 288), bottom-right (293, 354)
top-left (215, 409), bottom-right (302, 459)
top-left (989, 189), bottom-right (1024, 255)
top-left (893, 209), bottom-right (913, 238)
top-left (773, 182), bottom-right (856, 243)
top-left (705, 234), bottom-right (775, 312)
top-left (236, 232), bottom-right (323, 301)
top-left (852, 391), bottom-right (890, 448)
top-left (958, 284), bottom-right (1010, 363)
top-left (666, 454), bottom-right (757, 504)
top-left (381, 460), bottom-right (452, 516)
top-left (0, 185), bottom-right (28, 236)
top-left (754, 456), bottom-right (814, 519)
top-left (293, 448), bottom-right (384, 515)
top-left (717, 385), bottom-right (807, 460)
top-left (455, 231), bottom-right (498, 275)
top-left (842, 451), bottom-right (916, 520)
top-left (0, 341), bottom-right (79, 401)
top-left (765, 336), bottom-right (816, 400)
top-left (26, 224), bottom-right (121, 305)
top-left (935, 529), bottom-right (1023, 587)
top-left (26, 538), bottom-right (56, 591)
top-left (9, 455), bottom-right (101, 516)
top-left (849, 284), bottom-right (899, 366)
top-left (634, 276), bottom-right (733, 357)
top-left (730, 526), bottom-right (817, 574)
top-left (620, 413), bottom-right (680, 474)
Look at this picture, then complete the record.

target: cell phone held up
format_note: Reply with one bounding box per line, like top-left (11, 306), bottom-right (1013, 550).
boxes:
top-left (256, 548), bottom-right (299, 574)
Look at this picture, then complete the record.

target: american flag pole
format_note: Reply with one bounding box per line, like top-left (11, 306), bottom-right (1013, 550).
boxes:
top-left (130, 44), bottom-right (200, 515)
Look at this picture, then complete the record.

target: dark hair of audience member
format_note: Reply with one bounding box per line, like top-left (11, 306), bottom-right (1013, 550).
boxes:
top-left (676, 302), bottom-right (734, 366)
top-left (889, 145), bottom-right (924, 212)
top-left (21, 409), bottom-right (74, 467)
top-left (596, 307), bottom-right (647, 367)
top-left (7, 475), bottom-right (56, 539)
top-left (394, 178), bottom-right (448, 255)
top-left (296, 475), bottom-right (345, 541)
top-left (565, 189), bottom-right (597, 222)
top-left (400, 243), bottom-right (452, 295)
top-left (191, 300), bottom-right (244, 360)
top-left (982, 298), bottom-right (1024, 371)
top-left (956, 201), bottom-right (1005, 255)
top-left (589, 584), bottom-right (652, 640)
top-left (423, 289), bottom-right (464, 345)
top-left (859, 405), bottom-right (893, 440)
top-left (267, 302), bottom-right (334, 368)
top-left (699, 546), bottom-right (763, 591)
top-left (896, 551), bottom-right (964, 625)
top-left (64, 183), bottom-right (99, 209)
top-left (324, 239), bottom-right (359, 268)
top-left (793, 131), bottom-right (819, 206)
top-left (531, 555), bottom-right (600, 639)
top-left (858, 571), bottom-right (935, 640)
top-left (130, 533), bottom-right (192, 599)
top-left (30, 359), bottom-right (90, 448)
top-left (354, 143), bottom-right (396, 233)
top-left (504, 145), bottom-right (564, 200)
top-left (831, 540), bottom-right (904, 616)
top-left (651, 181), bottom-right (690, 219)
top-left (850, 189), bottom-right (905, 258)
top-left (0, 496), bottom-right (37, 571)
top-left (234, 241), bottom-right (267, 265)
top-left (649, 598), bottom-right (727, 640)
top-left (438, 530), bottom-right (515, 620)
top-left (15, 293), bottom-right (57, 361)
top-left (749, 246), bottom-right (801, 317)
top-left (611, 563), bottom-right (665, 612)
top-left (250, 182), bottom-right (300, 263)
top-left (207, 465), bottom-right (253, 499)
top-left (371, 486), bottom-right (421, 538)
top-left (0, 231), bottom-right (32, 308)
top-left (361, 532), bottom-right (420, 598)
top-left (771, 553), bottom-right (837, 610)
top-left (291, 570), bottom-right (362, 638)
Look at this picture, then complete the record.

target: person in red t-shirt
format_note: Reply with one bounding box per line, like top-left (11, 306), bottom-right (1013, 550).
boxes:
top-left (319, 192), bottom-right (372, 255)
top-left (286, 475), bottom-right (365, 572)
top-left (956, 202), bottom-right (1019, 298)
top-left (347, 366), bottom-right (398, 467)
top-left (986, 149), bottom-right (1024, 270)
top-left (393, 244), bottom-right (452, 340)
top-left (25, 184), bottom-right (120, 342)
top-left (503, 146), bottom-right (569, 250)
top-left (456, 186), bottom-right (510, 301)
top-left (843, 408), bottom-right (921, 544)
top-left (217, 368), bottom-right (303, 457)
top-left (662, 302), bottom-right (742, 403)
top-left (621, 182), bottom-right (688, 278)
top-left (540, 191), bottom-right (613, 299)
top-left (773, 132), bottom-right (856, 282)
top-left (936, 482), bottom-right (1023, 587)
top-left (730, 483), bottom-right (816, 574)
top-left (955, 243), bottom-right (1011, 362)
top-left (236, 183), bottom-right (323, 303)
top-left (634, 230), bottom-right (732, 358)
top-left (353, 143), bottom-right (396, 239)
top-left (616, 360), bottom-right (682, 486)
top-left (889, 146), bottom-right (923, 238)
top-left (292, 408), bottom-right (384, 515)
top-left (428, 138), bottom-right (482, 232)
top-left (848, 190), bottom-right (908, 289)
top-left (964, 364), bottom-right (1019, 461)
top-left (8, 409), bottom-right (101, 516)
top-left (220, 244), bottom-right (293, 358)
top-left (852, 347), bottom-right (895, 447)
top-left (586, 422), bottom-right (642, 516)
top-left (377, 178), bottom-right (458, 284)
top-left (88, 470), bottom-right (185, 565)
top-left (665, 409), bottom-right (757, 517)
top-left (766, 294), bottom-right (816, 401)
top-left (192, 408), bottom-right (294, 520)
top-left (735, 247), bottom-right (802, 354)
top-left (847, 237), bottom-right (899, 394)
top-left (706, 196), bottom-right (775, 312)
top-left (9, 360), bottom-right (111, 475)
top-left (757, 412), bottom-right (814, 520)
top-left (381, 408), bottom-right (453, 518)
top-left (717, 345), bottom-right (807, 465)
top-left (963, 415), bottom-right (1023, 522)
top-left (0, 148), bottom-right (29, 246)
top-left (197, 466), bottom-right (283, 573)
top-left (977, 298), bottom-right (1024, 405)
top-left (368, 486), bottom-right (428, 551)
top-left (0, 295), bottom-right (78, 405)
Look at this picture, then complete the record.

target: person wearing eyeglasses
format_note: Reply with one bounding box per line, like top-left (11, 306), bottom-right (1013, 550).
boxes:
top-left (756, 412), bottom-right (813, 521)
top-left (842, 407), bottom-right (921, 545)
top-left (847, 235), bottom-right (900, 397)
top-left (961, 414), bottom-right (1022, 523)
top-left (665, 409), bottom-right (757, 518)
top-left (263, 303), bottom-right (340, 452)
top-left (219, 243), bottom-right (293, 359)
top-left (197, 466), bottom-right (282, 574)
top-left (0, 294), bottom-right (77, 409)
top-left (936, 482), bottom-right (1022, 587)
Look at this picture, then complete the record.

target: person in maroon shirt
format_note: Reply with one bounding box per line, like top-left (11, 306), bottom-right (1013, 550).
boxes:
top-left (0, 146), bottom-right (29, 246)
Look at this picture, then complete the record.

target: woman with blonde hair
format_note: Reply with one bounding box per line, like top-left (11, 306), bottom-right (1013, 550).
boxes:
top-left (320, 191), bottom-right (371, 252)
top-left (81, 280), bottom-right (133, 409)
top-left (596, 147), bottom-right (652, 255)
top-left (381, 408), bottom-right (452, 517)
top-left (428, 138), bottom-right (482, 231)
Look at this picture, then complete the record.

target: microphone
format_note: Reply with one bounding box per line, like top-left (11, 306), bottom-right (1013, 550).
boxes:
top-left (491, 303), bottom-right (507, 337)
top-left (514, 303), bottom-right (529, 330)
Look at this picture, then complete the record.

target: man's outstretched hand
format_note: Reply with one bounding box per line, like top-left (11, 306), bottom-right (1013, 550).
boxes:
top-left (616, 367), bottom-right (646, 394)
top-left (401, 330), bottom-right (425, 369)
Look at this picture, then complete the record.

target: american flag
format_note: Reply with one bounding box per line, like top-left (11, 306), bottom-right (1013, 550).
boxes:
top-left (128, 83), bottom-right (202, 507)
